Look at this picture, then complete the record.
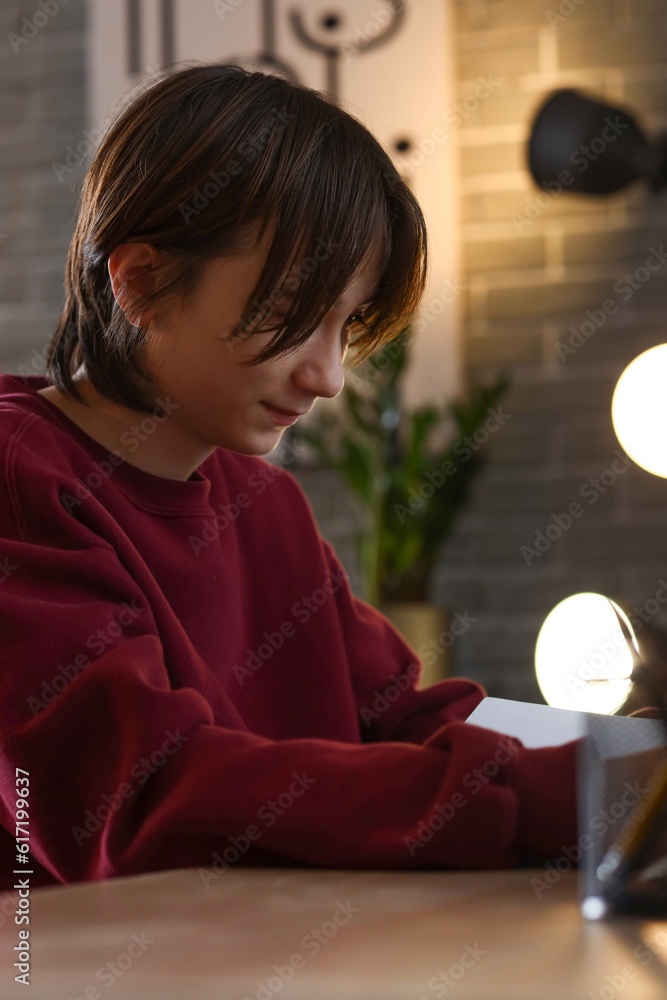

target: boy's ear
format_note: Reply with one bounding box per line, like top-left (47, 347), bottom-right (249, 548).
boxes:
top-left (107, 243), bottom-right (161, 325)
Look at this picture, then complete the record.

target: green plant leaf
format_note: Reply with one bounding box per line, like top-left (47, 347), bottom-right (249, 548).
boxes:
top-left (291, 334), bottom-right (512, 605)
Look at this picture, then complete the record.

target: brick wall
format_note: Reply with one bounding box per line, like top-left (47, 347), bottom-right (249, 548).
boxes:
top-left (4, 0), bottom-right (667, 703)
top-left (431, 0), bottom-right (667, 700)
top-left (0, 0), bottom-right (87, 373)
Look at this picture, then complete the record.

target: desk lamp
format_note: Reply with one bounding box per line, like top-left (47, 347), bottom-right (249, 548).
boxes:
top-left (535, 593), bottom-right (637, 714)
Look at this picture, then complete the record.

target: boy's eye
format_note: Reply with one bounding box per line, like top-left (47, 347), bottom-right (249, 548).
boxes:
top-left (345, 313), bottom-right (368, 342)
top-left (270, 310), bottom-right (367, 328)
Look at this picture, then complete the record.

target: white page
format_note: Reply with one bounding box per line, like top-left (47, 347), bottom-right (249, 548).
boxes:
top-left (465, 697), bottom-right (666, 749)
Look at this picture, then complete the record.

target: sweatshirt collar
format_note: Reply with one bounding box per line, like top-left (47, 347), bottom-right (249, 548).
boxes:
top-left (1, 374), bottom-right (214, 513)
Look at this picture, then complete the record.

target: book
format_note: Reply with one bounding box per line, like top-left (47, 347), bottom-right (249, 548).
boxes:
top-left (465, 696), bottom-right (665, 749)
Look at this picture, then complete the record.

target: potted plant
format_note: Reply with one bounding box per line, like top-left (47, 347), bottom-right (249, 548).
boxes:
top-left (289, 326), bottom-right (510, 685)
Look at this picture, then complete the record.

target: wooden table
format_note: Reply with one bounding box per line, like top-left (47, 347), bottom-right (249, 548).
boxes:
top-left (2, 866), bottom-right (667, 999)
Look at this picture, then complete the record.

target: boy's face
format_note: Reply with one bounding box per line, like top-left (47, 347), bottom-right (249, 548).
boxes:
top-left (138, 223), bottom-right (383, 459)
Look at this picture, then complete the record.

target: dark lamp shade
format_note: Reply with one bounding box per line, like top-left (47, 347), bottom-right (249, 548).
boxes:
top-left (528, 88), bottom-right (667, 196)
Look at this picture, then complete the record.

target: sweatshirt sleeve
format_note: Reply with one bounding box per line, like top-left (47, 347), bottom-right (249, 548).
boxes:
top-left (0, 448), bottom-right (578, 888)
top-left (315, 536), bottom-right (580, 861)
top-left (317, 534), bottom-right (489, 745)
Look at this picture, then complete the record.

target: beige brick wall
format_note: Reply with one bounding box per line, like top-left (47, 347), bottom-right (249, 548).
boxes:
top-left (435, 0), bottom-right (667, 699)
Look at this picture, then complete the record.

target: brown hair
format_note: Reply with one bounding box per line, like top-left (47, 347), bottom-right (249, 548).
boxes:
top-left (46, 63), bottom-right (428, 413)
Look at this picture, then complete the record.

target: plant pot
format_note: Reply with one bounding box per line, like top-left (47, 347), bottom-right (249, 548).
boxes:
top-left (380, 601), bottom-right (451, 689)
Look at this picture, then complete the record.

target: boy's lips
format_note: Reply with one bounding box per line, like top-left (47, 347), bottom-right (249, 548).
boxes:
top-left (261, 401), bottom-right (310, 425)
top-left (263, 402), bottom-right (308, 416)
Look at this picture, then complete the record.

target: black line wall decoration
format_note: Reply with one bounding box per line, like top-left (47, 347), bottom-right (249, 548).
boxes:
top-left (124, 1), bottom-right (407, 102)
top-left (161, 0), bottom-right (175, 68)
top-left (127, 0), bottom-right (141, 76)
top-left (288, 0), bottom-right (405, 102)
top-left (127, 0), bottom-right (176, 74)
top-left (223, 0), bottom-right (300, 84)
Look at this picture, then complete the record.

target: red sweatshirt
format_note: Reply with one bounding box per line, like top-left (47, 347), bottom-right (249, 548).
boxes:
top-left (0, 373), bottom-right (578, 889)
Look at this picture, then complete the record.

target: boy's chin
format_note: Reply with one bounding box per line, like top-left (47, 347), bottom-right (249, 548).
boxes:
top-left (222, 428), bottom-right (286, 457)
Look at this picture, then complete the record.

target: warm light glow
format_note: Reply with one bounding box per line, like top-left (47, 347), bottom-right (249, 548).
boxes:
top-left (535, 593), bottom-right (638, 713)
top-left (612, 344), bottom-right (667, 478)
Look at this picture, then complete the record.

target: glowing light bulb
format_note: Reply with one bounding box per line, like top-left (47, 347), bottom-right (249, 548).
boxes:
top-left (535, 593), bottom-right (637, 713)
top-left (612, 344), bottom-right (667, 478)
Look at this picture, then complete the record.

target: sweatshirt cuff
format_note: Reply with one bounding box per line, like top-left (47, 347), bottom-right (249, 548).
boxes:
top-left (508, 738), bottom-right (581, 860)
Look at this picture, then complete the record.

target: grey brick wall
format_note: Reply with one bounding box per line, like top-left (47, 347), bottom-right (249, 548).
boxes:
top-left (4, 0), bottom-right (666, 704)
top-left (0, 0), bottom-right (87, 374)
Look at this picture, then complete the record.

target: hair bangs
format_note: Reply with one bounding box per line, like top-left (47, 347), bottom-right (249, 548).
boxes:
top-left (230, 105), bottom-right (424, 368)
